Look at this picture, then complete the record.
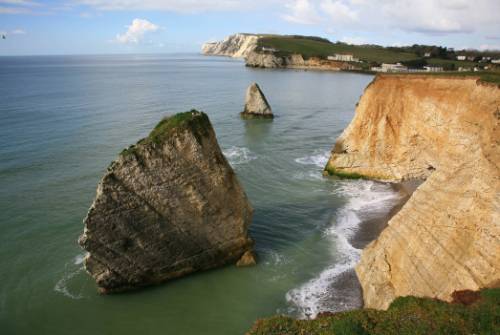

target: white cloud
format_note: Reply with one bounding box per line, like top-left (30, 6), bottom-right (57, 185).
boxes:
top-left (115, 18), bottom-right (159, 44)
top-left (0, 0), bottom-right (39, 5)
top-left (340, 36), bottom-right (365, 45)
top-left (11, 28), bottom-right (25, 34)
top-left (0, 6), bottom-right (32, 13)
top-left (350, 0), bottom-right (500, 35)
top-left (283, 0), bottom-right (500, 37)
top-left (5, 0), bottom-right (496, 50)
top-left (282, 0), bottom-right (322, 25)
top-left (70, 0), bottom-right (500, 38)
top-left (75, 0), bottom-right (261, 12)
top-left (0, 28), bottom-right (26, 35)
top-left (320, 0), bottom-right (358, 23)
top-left (378, 0), bottom-right (471, 34)
top-left (0, 0), bottom-right (41, 15)
top-left (478, 44), bottom-right (500, 51)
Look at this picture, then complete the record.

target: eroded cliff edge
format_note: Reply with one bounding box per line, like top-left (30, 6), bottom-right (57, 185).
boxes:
top-left (325, 75), bottom-right (500, 310)
top-left (79, 110), bottom-right (254, 293)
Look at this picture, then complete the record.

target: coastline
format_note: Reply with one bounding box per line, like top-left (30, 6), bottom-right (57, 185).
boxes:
top-left (340, 179), bottom-right (422, 309)
top-left (292, 178), bottom-right (423, 317)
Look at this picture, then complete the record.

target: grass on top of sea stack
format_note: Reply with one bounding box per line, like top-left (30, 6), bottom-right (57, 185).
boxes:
top-left (148, 109), bottom-right (210, 144)
top-left (121, 110), bottom-right (211, 158)
top-left (247, 288), bottom-right (500, 335)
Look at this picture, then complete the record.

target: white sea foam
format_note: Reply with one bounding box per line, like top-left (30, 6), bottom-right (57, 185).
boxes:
top-left (292, 170), bottom-right (324, 181)
top-left (54, 254), bottom-right (88, 300)
top-left (263, 250), bottom-right (292, 283)
top-left (295, 150), bottom-right (330, 168)
top-left (263, 250), bottom-right (288, 267)
top-left (223, 146), bottom-right (257, 166)
top-left (73, 253), bottom-right (86, 265)
top-left (286, 180), bottom-right (402, 319)
top-left (54, 268), bottom-right (84, 300)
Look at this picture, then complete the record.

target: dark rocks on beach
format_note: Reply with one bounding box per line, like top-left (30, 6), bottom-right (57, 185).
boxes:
top-left (241, 83), bottom-right (274, 119)
top-left (79, 110), bottom-right (254, 293)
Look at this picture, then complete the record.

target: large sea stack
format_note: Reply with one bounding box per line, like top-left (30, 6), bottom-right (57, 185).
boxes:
top-left (241, 83), bottom-right (273, 119)
top-left (79, 110), bottom-right (254, 293)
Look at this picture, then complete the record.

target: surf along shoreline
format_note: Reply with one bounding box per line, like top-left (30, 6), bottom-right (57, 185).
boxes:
top-left (285, 177), bottom-right (422, 319)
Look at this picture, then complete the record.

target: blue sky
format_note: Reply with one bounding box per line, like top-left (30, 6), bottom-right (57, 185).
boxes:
top-left (0, 0), bottom-right (499, 55)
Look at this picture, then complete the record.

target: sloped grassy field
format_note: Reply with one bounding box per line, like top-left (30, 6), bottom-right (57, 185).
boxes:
top-left (257, 36), bottom-right (418, 63)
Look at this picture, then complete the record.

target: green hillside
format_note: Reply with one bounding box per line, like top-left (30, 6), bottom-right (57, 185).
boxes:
top-left (256, 35), bottom-right (500, 72)
top-left (257, 36), bottom-right (420, 63)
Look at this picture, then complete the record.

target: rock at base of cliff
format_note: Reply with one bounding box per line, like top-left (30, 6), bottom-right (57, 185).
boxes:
top-left (236, 250), bottom-right (257, 267)
top-left (79, 110), bottom-right (254, 293)
top-left (241, 83), bottom-right (273, 119)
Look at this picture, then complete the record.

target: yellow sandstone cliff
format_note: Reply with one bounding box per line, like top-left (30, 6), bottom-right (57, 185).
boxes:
top-left (325, 75), bottom-right (500, 310)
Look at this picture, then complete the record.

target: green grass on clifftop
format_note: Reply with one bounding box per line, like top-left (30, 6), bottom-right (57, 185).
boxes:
top-left (247, 288), bottom-right (500, 335)
top-left (380, 71), bottom-right (500, 85)
top-left (257, 36), bottom-right (418, 63)
top-left (120, 109), bottom-right (210, 158)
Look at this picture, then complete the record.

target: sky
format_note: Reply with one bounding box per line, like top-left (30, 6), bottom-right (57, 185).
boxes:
top-left (0, 0), bottom-right (499, 55)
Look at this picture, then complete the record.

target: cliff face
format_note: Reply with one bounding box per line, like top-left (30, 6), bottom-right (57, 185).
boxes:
top-left (202, 33), bottom-right (259, 58)
top-left (201, 34), bottom-right (355, 71)
top-left (326, 75), bottom-right (500, 309)
top-left (245, 51), bottom-right (350, 71)
top-left (79, 110), bottom-right (254, 293)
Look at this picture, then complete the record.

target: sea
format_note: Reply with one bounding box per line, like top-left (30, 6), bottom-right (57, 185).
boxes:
top-left (0, 54), bottom-right (406, 334)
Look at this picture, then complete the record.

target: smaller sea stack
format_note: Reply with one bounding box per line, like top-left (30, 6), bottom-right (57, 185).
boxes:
top-left (79, 110), bottom-right (254, 293)
top-left (241, 83), bottom-right (273, 119)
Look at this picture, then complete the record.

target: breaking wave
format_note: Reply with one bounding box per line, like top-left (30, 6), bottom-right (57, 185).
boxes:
top-left (223, 146), bottom-right (257, 166)
top-left (294, 150), bottom-right (330, 168)
top-left (286, 180), bottom-right (402, 319)
top-left (73, 253), bottom-right (85, 265)
top-left (293, 149), bottom-right (330, 180)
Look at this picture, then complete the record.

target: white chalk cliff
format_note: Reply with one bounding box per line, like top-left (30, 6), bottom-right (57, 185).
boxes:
top-left (202, 33), bottom-right (259, 58)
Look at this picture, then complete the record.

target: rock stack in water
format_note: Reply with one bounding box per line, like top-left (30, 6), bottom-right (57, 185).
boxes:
top-left (79, 110), bottom-right (255, 293)
top-left (241, 83), bottom-right (273, 119)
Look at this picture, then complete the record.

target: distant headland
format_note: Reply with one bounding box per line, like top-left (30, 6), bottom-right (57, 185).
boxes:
top-left (202, 33), bottom-right (500, 84)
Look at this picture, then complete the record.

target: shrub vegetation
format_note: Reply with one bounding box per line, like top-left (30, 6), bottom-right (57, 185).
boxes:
top-left (247, 288), bottom-right (500, 335)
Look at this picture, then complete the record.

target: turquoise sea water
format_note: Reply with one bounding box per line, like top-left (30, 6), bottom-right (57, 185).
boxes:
top-left (0, 54), bottom-right (403, 334)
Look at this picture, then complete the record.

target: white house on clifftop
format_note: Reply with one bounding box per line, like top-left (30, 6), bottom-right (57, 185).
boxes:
top-left (328, 54), bottom-right (359, 62)
top-left (371, 63), bottom-right (408, 72)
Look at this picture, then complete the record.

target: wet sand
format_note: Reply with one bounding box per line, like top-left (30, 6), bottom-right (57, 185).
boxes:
top-left (351, 179), bottom-right (423, 250)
